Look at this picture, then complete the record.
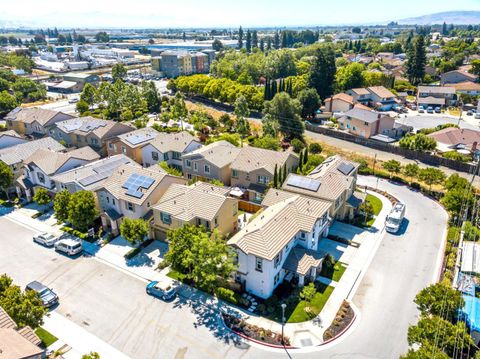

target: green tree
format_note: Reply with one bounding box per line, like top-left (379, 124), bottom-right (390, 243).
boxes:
top-left (297, 88), bottom-right (320, 119)
top-left (0, 161), bottom-right (13, 200)
top-left (418, 167), bottom-right (446, 190)
top-left (80, 83), bottom-right (97, 108)
top-left (234, 95), bottom-right (251, 143)
top-left (261, 114), bottom-right (278, 138)
top-left (76, 100), bottom-right (89, 115)
top-left (291, 138), bottom-right (305, 153)
top-left (141, 81), bottom-right (161, 113)
top-left (400, 343), bottom-right (449, 359)
top-left (441, 187), bottom-right (474, 218)
top-left (53, 190), bottom-right (71, 223)
top-left (95, 31), bottom-right (109, 42)
top-left (414, 283), bottom-right (464, 319)
top-left (0, 90), bottom-right (18, 114)
top-left (299, 282), bottom-right (316, 303)
top-left (251, 136), bottom-right (280, 151)
top-left (0, 276), bottom-right (45, 329)
top-left (273, 164), bottom-right (278, 188)
top-left (112, 63), bottom-right (127, 82)
top-left (171, 92), bottom-right (188, 129)
top-left (81, 352), bottom-right (100, 359)
top-left (309, 143), bottom-right (322, 154)
top-left (237, 26), bottom-right (244, 49)
top-left (67, 191), bottom-right (98, 231)
top-left (382, 160), bottom-right (401, 178)
top-left (444, 173), bottom-right (470, 191)
top-left (212, 39), bottom-right (224, 52)
top-left (263, 49), bottom-right (297, 79)
top-left (335, 62), bottom-right (365, 91)
top-left (308, 46), bottom-right (336, 100)
top-left (120, 218), bottom-right (149, 244)
top-left (470, 59), bottom-right (480, 77)
top-left (33, 188), bottom-right (51, 209)
top-left (245, 30), bottom-right (252, 53)
top-left (263, 92), bottom-right (304, 139)
top-left (403, 163), bottom-right (419, 183)
top-left (399, 133), bottom-right (436, 152)
top-left (405, 35), bottom-right (427, 85)
top-left (159, 161), bottom-right (182, 176)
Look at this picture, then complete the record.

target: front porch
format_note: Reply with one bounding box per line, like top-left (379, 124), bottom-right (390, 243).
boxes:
top-left (100, 208), bottom-right (123, 237)
top-left (282, 246), bottom-right (326, 287)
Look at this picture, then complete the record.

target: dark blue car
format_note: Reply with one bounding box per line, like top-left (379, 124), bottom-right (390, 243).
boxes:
top-left (146, 280), bottom-right (176, 300)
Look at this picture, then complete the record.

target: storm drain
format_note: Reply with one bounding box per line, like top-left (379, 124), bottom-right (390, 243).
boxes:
top-left (300, 338), bottom-right (313, 347)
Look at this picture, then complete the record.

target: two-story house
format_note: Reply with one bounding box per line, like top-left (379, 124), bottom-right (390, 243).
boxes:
top-left (0, 137), bottom-right (66, 195)
top-left (181, 141), bottom-right (241, 185)
top-left (324, 93), bottom-right (355, 113)
top-left (141, 131), bottom-right (202, 170)
top-left (279, 156), bottom-right (362, 221)
top-left (51, 154), bottom-right (136, 194)
top-left (366, 86), bottom-right (398, 111)
top-left (337, 107), bottom-right (396, 139)
top-left (152, 181), bottom-right (238, 240)
top-left (106, 127), bottom-right (159, 164)
top-left (440, 70), bottom-right (478, 85)
top-left (51, 116), bottom-right (134, 156)
top-left (417, 85), bottom-right (457, 108)
top-left (230, 146), bottom-right (298, 204)
top-left (17, 147), bottom-right (100, 201)
top-left (227, 194), bottom-right (331, 299)
top-left (346, 88), bottom-right (371, 104)
top-left (5, 107), bottom-right (75, 137)
top-left (95, 164), bottom-right (186, 236)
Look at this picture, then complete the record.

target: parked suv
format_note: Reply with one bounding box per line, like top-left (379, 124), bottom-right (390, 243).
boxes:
top-left (55, 238), bottom-right (83, 256)
top-left (33, 232), bottom-right (59, 247)
top-left (25, 281), bottom-right (58, 308)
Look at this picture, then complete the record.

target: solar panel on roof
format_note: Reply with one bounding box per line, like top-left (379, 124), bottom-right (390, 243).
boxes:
top-left (79, 173), bottom-right (108, 187)
top-left (125, 132), bottom-right (156, 146)
top-left (337, 162), bottom-right (355, 176)
top-left (122, 174), bottom-right (155, 199)
top-left (286, 175), bottom-right (321, 192)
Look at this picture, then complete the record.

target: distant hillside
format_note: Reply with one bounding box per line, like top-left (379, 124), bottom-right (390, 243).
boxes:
top-left (398, 11), bottom-right (480, 25)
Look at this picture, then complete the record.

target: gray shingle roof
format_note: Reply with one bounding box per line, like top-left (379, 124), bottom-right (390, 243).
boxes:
top-left (5, 107), bottom-right (72, 126)
top-left (147, 131), bottom-right (200, 153)
top-left (343, 108), bottom-right (381, 124)
top-left (231, 146), bottom-right (297, 174)
top-left (182, 141), bottom-right (241, 168)
top-left (0, 137), bottom-right (65, 166)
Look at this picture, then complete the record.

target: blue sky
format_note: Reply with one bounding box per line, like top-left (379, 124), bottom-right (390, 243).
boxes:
top-left (1, 0), bottom-right (480, 28)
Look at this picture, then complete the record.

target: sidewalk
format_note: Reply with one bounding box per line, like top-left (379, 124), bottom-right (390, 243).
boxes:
top-left (43, 312), bottom-right (130, 359)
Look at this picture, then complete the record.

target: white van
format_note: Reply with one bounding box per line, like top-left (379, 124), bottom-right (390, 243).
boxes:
top-left (386, 202), bottom-right (406, 233)
top-left (55, 238), bottom-right (83, 256)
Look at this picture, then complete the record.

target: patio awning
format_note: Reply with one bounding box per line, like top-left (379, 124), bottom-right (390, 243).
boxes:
top-left (248, 183), bottom-right (268, 194)
top-left (229, 187), bottom-right (245, 197)
top-left (105, 208), bottom-right (123, 221)
top-left (282, 246), bottom-right (326, 276)
top-left (347, 192), bottom-right (366, 208)
top-left (15, 175), bottom-right (34, 190)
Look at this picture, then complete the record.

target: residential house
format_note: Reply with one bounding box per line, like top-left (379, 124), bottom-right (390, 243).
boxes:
top-left (227, 194), bottom-right (331, 299)
top-left (95, 164), bottom-right (186, 236)
top-left (428, 127), bottom-right (480, 155)
top-left (0, 137), bottom-right (66, 192)
top-left (51, 116), bottom-right (134, 155)
top-left (5, 107), bottom-right (75, 137)
top-left (229, 146), bottom-right (299, 204)
top-left (417, 85), bottom-right (457, 108)
top-left (0, 130), bottom-right (28, 149)
top-left (51, 154), bottom-right (137, 194)
top-left (181, 141), bottom-right (241, 185)
top-left (17, 147), bottom-right (100, 201)
top-left (337, 107), bottom-right (396, 139)
top-left (346, 88), bottom-right (371, 104)
top-left (273, 156), bottom-right (362, 220)
top-left (107, 127), bottom-right (160, 164)
top-left (440, 70), bottom-right (478, 85)
top-left (0, 306), bottom-right (44, 359)
top-left (324, 93), bottom-right (355, 113)
top-left (366, 86), bottom-right (398, 111)
top-left (152, 181), bottom-right (238, 240)
top-left (451, 81), bottom-right (480, 96)
top-left (141, 131), bottom-right (202, 170)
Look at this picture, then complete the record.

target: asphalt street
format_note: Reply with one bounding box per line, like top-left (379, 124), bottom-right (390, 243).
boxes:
top-left (0, 176), bottom-right (448, 359)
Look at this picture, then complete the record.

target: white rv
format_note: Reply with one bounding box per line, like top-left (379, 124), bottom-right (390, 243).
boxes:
top-left (386, 202), bottom-right (406, 233)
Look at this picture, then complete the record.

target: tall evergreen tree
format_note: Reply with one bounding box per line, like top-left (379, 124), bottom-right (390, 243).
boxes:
top-left (274, 31), bottom-right (280, 49)
top-left (273, 164), bottom-right (278, 188)
top-left (299, 151), bottom-right (303, 171)
top-left (283, 164), bottom-right (287, 182)
top-left (259, 38), bottom-right (265, 52)
top-left (267, 37), bottom-right (272, 51)
top-left (252, 30), bottom-right (258, 49)
top-left (308, 46), bottom-right (336, 100)
top-left (271, 80), bottom-right (277, 97)
top-left (287, 79), bottom-right (293, 96)
top-left (442, 22), bottom-right (448, 36)
top-left (303, 148), bottom-right (308, 165)
top-left (281, 31), bottom-right (287, 48)
top-left (278, 165), bottom-right (283, 185)
top-left (264, 80), bottom-right (270, 101)
top-left (405, 35), bottom-right (426, 85)
top-left (246, 30), bottom-right (252, 53)
top-left (237, 26), bottom-right (244, 49)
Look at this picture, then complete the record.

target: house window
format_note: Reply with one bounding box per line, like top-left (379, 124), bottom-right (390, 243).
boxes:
top-left (274, 272), bottom-right (280, 285)
top-left (274, 252), bottom-right (282, 268)
top-left (126, 202), bottom-right (135, 212)
top-left (122, 146), bottom-right (126, 154)
top-left (193, 162), bottom-right (198, 172)
top-left (257, 175), bottom-right (269, 185)
top-left (214, 217), bottom-right (218, 227)
top-left (232, 169), bottom-right (238, 178)
top-left (335, 197), bottom-right (341, 209)
top-left (300, 232), bottom-right (306, 240)
top-left (185, 160), bottom-right (191, 168)
top-left (163, 153), bottom-right (169, 161)
top-left (204, 165), bottom-right (210, 173)
top-left (108, 142), bottom-right (114, 149)
top-left (152, 152), bottom-right (159, 161)
top-left (205, 220), bottom-right (210, 230)
top-left (76, 135), bottom-right (82, 142)
top-left (37, 172), bottom-right (45, 184)
top-left (112, 198), bottom-right (115, 205)
top-left (160, 212), bottom-right (171, 224)
top-left (364, 122), bottom-right (369, 126)
top-left (91, 138), bottom-right (99, 145)
top-left (147, 202), bottom-right (151, 208)
top-left (172, 152), bottom-right (181, 160)
top-left (106, 197), bottom-right (110, 204)
top-left (187, 174), bottom-right (192, 179)
top-left (255, 257), bottom-right (263, 272)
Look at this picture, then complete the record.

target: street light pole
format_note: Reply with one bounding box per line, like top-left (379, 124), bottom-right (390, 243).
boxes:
top-left (281, 303), bottom-right (286, 346)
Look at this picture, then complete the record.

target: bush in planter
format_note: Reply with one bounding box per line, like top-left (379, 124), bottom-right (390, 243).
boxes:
top-left (214, 287), bottom-right (237, 305)
top-left (410, 182), bottom-right (421, 190)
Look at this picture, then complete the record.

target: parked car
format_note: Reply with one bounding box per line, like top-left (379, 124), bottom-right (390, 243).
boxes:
top-left (55, 238), bottom-right (83, 256)
top-left (33, 232), bottom-right (59, 247)
top-left (386, 202), bottom-right (406, 234)
top-left (68, 97), bottom-right (79, 104)
top-left (146, 279), bottom-right (176, 300)
top-left (467, 111), bottom-right (473, 116)
top-left (25, 281), bottom-right (58, 308)
top-left (418, 106), bottom-right (425, 113)
top-left (427, 106), bottom-right (434, 114)
top-left (434, 107), bottom-right (441, 113)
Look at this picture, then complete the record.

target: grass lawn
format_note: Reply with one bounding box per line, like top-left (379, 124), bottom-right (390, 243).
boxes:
top-left (35, 327), bottom-right (58, 348)
top-left (365, 194), bottom-right (383, 226)
top-left (166, 269), bottom-right (187, 282)
top-left (266, 283), bottom-right (334, 323)
top-left (319, 262), bottom-right (347, 282)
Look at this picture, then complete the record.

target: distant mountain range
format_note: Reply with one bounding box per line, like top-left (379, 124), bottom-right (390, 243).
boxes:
top-left (397, 11), bottom-right (480, 25)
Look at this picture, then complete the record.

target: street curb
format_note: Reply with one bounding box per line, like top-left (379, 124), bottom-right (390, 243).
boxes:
top-left (321, 302), bottom-right (357, 346)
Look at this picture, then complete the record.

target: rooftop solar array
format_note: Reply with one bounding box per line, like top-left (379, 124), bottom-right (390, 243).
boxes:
top-left (122, 173), bottom-right (155, 199)
top-left (337, 162), bottom-right (355, 176)
top-left (286, 175), bottom-right (321, 192)
top-left (61, 118), bottom-right (107, 133)
top-left (124, 131), bottom-right (157, 146)
top-left (78, 157), bottom-right (130, 187)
